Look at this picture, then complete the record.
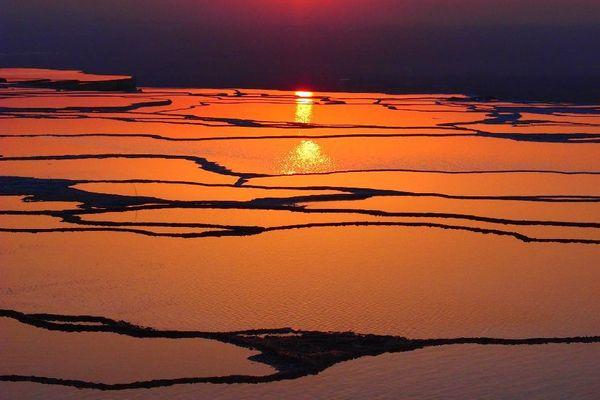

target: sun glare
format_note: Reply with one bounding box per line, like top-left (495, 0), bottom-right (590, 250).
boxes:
top-left (281, 140), bottom-right (334, 175)
top-left (295, 91), bottom-right (314, 98)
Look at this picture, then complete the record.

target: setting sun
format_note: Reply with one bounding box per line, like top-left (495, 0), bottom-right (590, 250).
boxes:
top-left (295, 91), bottom-right (314, 98)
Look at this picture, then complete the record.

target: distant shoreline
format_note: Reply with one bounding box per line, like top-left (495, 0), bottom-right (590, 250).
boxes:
top-left (2, 65), bottom-right (598, 103)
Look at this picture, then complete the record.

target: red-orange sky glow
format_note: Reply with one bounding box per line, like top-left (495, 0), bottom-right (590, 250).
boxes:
top-left (4, 0), bottom-right (600, 27)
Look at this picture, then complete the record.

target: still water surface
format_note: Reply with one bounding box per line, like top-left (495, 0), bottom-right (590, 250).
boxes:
top-left (1, 69), bottom-right (599, 399)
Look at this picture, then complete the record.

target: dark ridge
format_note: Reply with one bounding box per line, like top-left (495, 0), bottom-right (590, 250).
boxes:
top-left (1, 175), bottom-right (599, 244)
top-left (0, 176), bottom-right (168, 208)
top-left (54, 177), bottom-right (600, 203)
top-left (493, 105), bottom-right (600, 116)
top-left (0, 73), bottom-right (137, 92)
top-left (0, 99), bottom-right (172, 113)
top-left (2, 89), bottom-right (599, 137)
top-left (0, 132), bottom-right (479, 142)
top-left (288, 207), bottom-right (600, 229)
top-left (0, 154), bottom-right (260, 180)
top-left (0, 227), bottom-right (245, 238)
top-left (5, 176), bottom-right (598, 210)
top-left (1, 309), bottom-right (599, 391)
top-left (3, 131), bottom-right (600, 144)
top-left (260, 168), bottom-right (600, 177)
top-left (262, 222), bottom-right (600, 245)
top-left (479, 132), bottom-right (600, 143)
top-left (57, 194), bottom-right (599, 229)
top-left (2, 152), bottom-right (600, 179)
top-left (2, 221), bottom-right (598, 245)
top-left (59, 198), bottom-right (600, 234)
top-left (62, 215), bottom-right (263, 233)
top-left (0, 109), bottom-right (476, 132)
top-left (1, 78), bottom-right (137, 93)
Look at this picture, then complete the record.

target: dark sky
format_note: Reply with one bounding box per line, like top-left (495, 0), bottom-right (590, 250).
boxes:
top-left (2, 0), bottom-right (599, 98)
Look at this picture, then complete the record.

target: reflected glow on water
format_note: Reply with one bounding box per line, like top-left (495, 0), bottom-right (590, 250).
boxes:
top-left (294, 98), bottom-right (313, 124)
top-left (281, 140), bottom-right (334, 174)
top-left (281, 94), bottom-right (333, 174)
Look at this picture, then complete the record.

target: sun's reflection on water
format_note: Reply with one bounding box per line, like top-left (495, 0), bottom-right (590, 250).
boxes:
top-left (295, 99), bottom-right (313, 124)
top-left (280, 91), bottom-right (334, 174)
top-left (294, 91), bottom-right (314, 124)
top-left (281, 140), bottom-right (334, 175)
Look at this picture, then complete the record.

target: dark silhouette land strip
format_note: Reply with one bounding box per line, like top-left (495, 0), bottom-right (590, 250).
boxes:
top-left (2, 154), bottom-right (600, 179)
top-left (2, 131), bottom-right (600, 144)
top-left (1, 309), bottom-right (599, 390)
top-left (0, 99), bottom-right (172, 114)
top-left (1, 86), bottom-right (599, 245)
top-left (1, 222), bottom-right (599, 245)
top-left (0, 154), bottom-right (260, 180)
top-left (1, 176), bottom-right (599, 244)
top-left (0, 73), bottom-right (136, 92)
top-left (2, 87), bottom-right (600, 147)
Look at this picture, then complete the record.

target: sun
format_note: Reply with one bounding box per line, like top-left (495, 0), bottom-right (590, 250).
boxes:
top-left (295, 91), bottom-right (314, 98)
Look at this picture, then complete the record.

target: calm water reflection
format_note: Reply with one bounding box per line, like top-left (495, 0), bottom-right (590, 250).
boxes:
top-left (280, 92), bottom-right (334, 174)
top-left (294, 99), bottom-right (313, 124)
top-left (1, 72), bottom-right (599, 399)
top-left (280, 140), bottom-right (334, 174)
